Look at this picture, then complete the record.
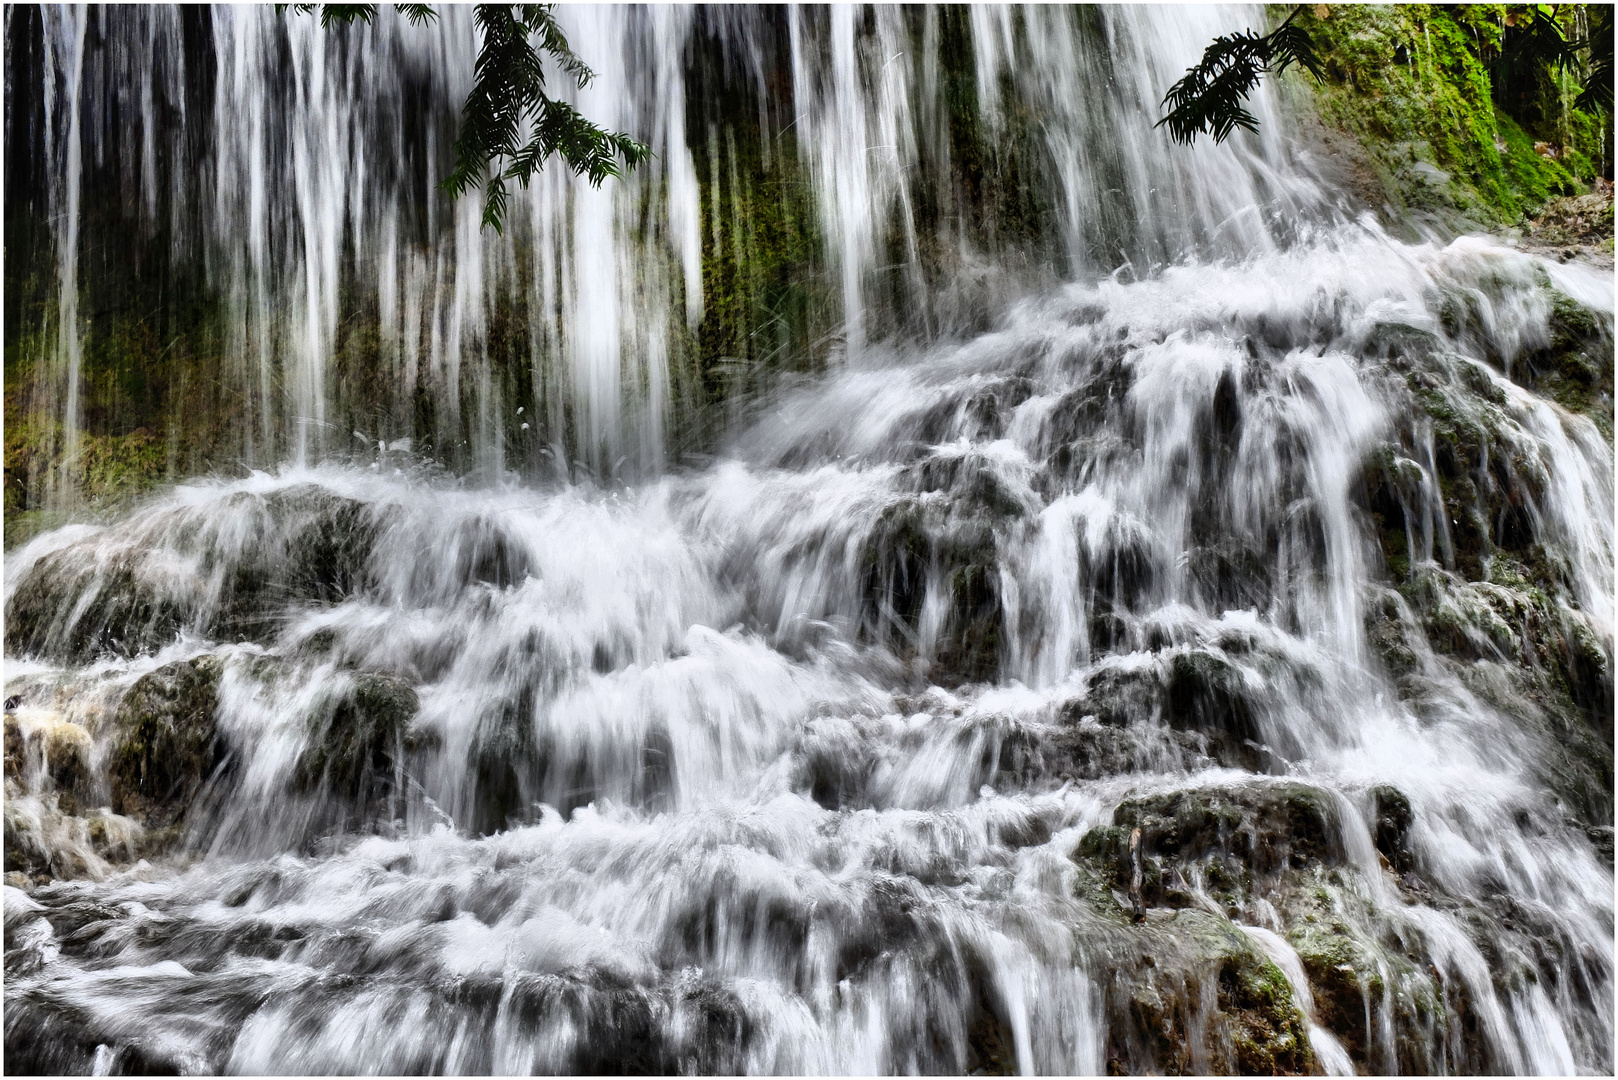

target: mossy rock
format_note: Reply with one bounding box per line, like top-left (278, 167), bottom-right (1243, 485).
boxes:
top-left (1364, 590), bottom-right (1422, 677)
top-left (1067, 651), bottom-right (1266, 773)
top-left (3, 713), bottom-right (95, 815)
top-left (5, 545), bottom-right (190, 663)
top-left (859, 498), bottom-right (1007, 685)
top-left (1165, 652), bottom-right (1259, 742)
top-left (211, 485), bottom-right (385, 641)
top-left (1093, 908), bottom-right (1315, 1076)
top-left (1286, 914), bottom-right (1386, 1067)
top-left (1516, 288), bottom-right (1614, 439)
top-left (1281, 885), bottom-right (1451, 1075)
top-left (1364, 322), bottom-right (1444, 367)
top-left (1217, 946), bottom-right (1314, 1075)
top-left (293, 672), bottom-right (420, 801)
top-left (2, 713), bottom-right (20, 781)
top-left (1035, 712), bottom-right (1214, 786)
top-left (108, 654), bottom-right (227, 829)
top-left (1112, 782), bottom-right (1339, 885)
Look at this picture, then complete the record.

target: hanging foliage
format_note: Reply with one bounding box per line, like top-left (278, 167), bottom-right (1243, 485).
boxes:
top-left (1155, 7), bottom-right (1324, 145)
top-left (285, 3), bottom-right (648, 233)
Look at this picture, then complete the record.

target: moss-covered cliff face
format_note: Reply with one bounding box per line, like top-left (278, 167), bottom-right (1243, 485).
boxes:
top-left (1287, 4), bottom-right (1612, 236)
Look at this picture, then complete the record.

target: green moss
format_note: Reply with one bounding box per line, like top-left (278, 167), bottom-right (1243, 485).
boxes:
top-left (1092, 907), bottom-right (1316, 1075)
top-left (1220, 949), bottom-right (1314, 1075)
top-left (1292, 5), bottom-right (1611, 227)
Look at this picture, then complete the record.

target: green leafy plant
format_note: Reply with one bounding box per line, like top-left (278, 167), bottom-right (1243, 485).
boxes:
top-left (284, 4), bottom-right (436, 28)
top-left (1156, 7), bottom-right (1324, 145)
top-left (285, 3), bottom-right (648, 233)
top-left (1488, 4), bottom-right (1612, 116)
top-left (1572, 5), bottom-right (1612, 114)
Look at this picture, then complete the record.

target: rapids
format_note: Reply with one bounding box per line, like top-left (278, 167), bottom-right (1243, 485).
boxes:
top-left (4, 3), bottom-right (1614, 1077)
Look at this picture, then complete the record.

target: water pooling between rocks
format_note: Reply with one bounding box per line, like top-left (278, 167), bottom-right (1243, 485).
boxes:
top-left (5, 222), bottom-right (1613, 1074)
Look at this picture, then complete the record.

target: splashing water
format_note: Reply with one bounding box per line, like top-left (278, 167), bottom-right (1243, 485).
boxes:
top-left (4, 3), bottom-right (1613, 1077)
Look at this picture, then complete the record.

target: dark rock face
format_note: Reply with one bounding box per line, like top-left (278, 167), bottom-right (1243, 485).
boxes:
top-left (108, 655), bottom-right (227, 830)
top-left (4, 546), bottom-right (192, 663)
top-left (1355, 310), bottom-right (1616, 839)
top-left (860, 482), bottom-right (1015, 687)
top-left (1068, 773), bottom-right (1583, 1077)
top-left (1078, 784), bottom-right (1340, 917)
top-left (1371, 784), bottom-right (1414, 872)
top-left (4, 485), bottom-right (390, 665)
top-left (293, 672), bottom-right (420, 802)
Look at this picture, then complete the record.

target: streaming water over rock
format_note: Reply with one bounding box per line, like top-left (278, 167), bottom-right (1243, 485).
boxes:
top-left (4, 3), bottom-right (1614, 1076)
top-left (7, 3), bottom-right (1331, 492)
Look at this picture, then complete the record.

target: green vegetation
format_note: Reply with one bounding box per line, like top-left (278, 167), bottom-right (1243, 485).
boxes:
top-left (1157, 6), bottom-right (1325, 144)
top-left (1288, 4), bottom-right (1612, 225)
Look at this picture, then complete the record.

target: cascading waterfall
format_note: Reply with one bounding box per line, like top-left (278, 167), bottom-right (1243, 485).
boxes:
top-left (4, 4), bottom-right (1613, 1076)
top-left (8, 3), bottom-right (1333, 492)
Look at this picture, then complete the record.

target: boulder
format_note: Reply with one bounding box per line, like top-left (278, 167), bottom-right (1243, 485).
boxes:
top-left (108, 654), bottom-right (226, 829)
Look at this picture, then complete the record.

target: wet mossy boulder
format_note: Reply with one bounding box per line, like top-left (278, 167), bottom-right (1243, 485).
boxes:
top-left (1088, 783), bottom-right (1339, 909)
top-left (1364, 587), bottom-right (1423, 677)
top-left (861, 499), bottom-right (931, 638)
top-left (1217, 944), bottom-right (1315, 1075)
top-left (1363, 321), bottom-right (1444, 367)
top-left (293, 672), bottom-right (420, 801)
top-left (1515, 288), bottom-right (1614, 438)
top-left (859, 497), bottom-right (1007, 686)
top-left (1023, 711), bottom-right (1223, 786)
top-left (1092, 908), bottom-right (1315, 1076)
top-left (211, 485), bottom-right (385, 641)
top-left (1370, 785), bottom-right (1414, 873)
top-left (108, 654), bottom-right (227, 829)
top-left (2, 711), bottom-right (94, 815)
top-left (4, 544), bottom-right (190, 663)
top-left (1164, 652), bottom-right (1261, 748)
top-left (1069, 651), bottom-right (1268, 773)
top-left (1279, 881), bottom-right (1451, 1075)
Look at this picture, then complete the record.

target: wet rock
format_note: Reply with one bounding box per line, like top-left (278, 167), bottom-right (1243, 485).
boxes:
top-left (1370, 785), bottom-right (1414, 872)
top-left (108, 654), bottom-right (228, 830)
top-left (1217, 944), bottom-right (1314, 1075)
top-left (1585, 825), bottom-right (1615, 866)
top-left (294, 672), bottom-right (420, 801)
top-left (1091, 908), bottom-right (1315, 1076)
top-left (1033, 713), bottom-right (1212, 784)
top-left (1363, 321), bottom-right (1443, 367)
top-left (212, 485), bottom-right (385, 641)
top-left (3, 714), bottom-right (22, 782)
top-left (3, 713), bottom-right (95, 816)
top-left (860, 498), bottom-right (1007, 686)
top-left (1058, 652), bottom-right (1272, 774)
top-left (1365, 589), bottom-right (1422, 677)
top-left (4, 545), bottom-right (190, 662)
top-left (1279, 881), bottom-right (1451, 1075)
top-left (1086, 783), bottom-right (1339, 910)
top-left (1164, 652), bottom-right (1261, 750)
top-left (1515, 288), bottom-right (1614, 433)
top-left (450, 515), bottom-right (532, 589)
top-left (2, 801), bottom-right (54, 881)
top-left (862, 500), bottom-right (931, 639)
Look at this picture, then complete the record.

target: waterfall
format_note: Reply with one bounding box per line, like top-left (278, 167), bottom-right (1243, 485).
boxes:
top-left (7, 3), bottom-right (1333, 493)
top-left (4, 4), bottom-right (1613, 1076)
